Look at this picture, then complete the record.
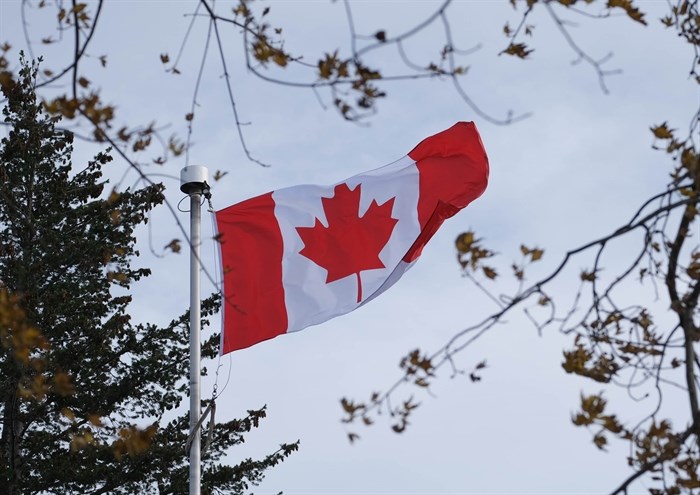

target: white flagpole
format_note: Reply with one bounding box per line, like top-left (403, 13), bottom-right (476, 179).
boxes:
top-left (180, 166), bottom-right (210, 495)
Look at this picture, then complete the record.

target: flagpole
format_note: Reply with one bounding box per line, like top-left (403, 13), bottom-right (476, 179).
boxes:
top-left (180, 166), bottom-right (210, 495)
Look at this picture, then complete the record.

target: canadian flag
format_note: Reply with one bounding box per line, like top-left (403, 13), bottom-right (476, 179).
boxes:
top-left (216, 122), bottom-right (489, 354)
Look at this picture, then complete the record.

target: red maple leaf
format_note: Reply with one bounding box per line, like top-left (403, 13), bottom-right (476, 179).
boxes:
top-left (296, 183), bottom-right (398, 303)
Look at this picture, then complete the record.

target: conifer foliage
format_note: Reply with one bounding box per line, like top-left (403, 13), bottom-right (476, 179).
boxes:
top-left (0, 59), bottom-right (297, 494)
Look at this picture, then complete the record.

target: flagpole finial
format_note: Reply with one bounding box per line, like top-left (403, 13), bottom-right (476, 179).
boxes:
top-left (181, 165), bottom-right (210, 195)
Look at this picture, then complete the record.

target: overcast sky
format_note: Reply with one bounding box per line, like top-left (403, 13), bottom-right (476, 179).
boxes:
top-left (1, 0), bottom-right (698, 494)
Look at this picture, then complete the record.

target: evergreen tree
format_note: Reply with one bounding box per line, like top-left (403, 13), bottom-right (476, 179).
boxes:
top-left (0, 58), bottom-right (297, 495)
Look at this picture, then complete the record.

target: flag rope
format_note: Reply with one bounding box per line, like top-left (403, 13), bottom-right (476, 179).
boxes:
top-left (184, 196), bottom-right (233, 457)
top-left (207, 195), bottom-right (232, 401)
top-left (185, 193), bottom-right (224, 456)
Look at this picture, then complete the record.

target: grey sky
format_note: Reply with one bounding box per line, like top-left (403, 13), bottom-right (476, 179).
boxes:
top-left (0, 0), bottom-right (697, 493)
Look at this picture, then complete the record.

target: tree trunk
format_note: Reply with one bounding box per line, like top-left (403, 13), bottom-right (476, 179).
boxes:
top-left (1, 387), bottom-right (22, 495)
